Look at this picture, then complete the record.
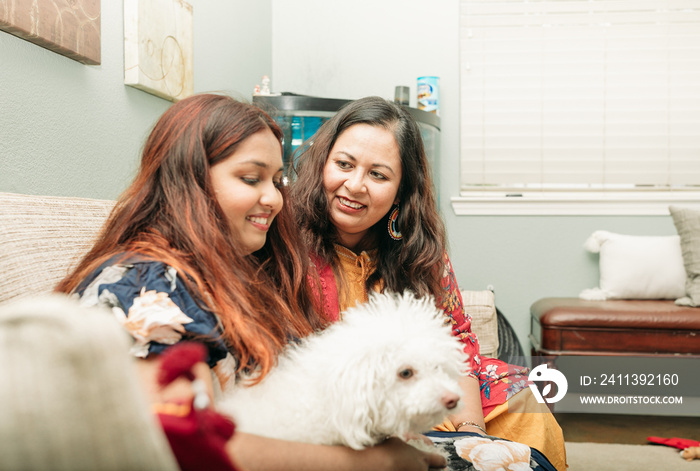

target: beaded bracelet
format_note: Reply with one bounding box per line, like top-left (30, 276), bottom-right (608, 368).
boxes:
top-left (455, 420), bottom-right (487, 434)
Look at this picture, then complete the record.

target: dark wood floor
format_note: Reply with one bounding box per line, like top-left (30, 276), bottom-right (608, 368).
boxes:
top-left (556, 413), bottom-right (700, 445)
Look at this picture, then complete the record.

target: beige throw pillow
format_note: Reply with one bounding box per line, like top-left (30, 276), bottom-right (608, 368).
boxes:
top-left (461, 289), bottom-right (499, 357)
top-left (669, 205), bottom-right (700, 307)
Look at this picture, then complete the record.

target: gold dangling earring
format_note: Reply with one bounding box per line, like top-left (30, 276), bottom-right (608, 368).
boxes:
top-left (388, 205), bottom-right (403, 240)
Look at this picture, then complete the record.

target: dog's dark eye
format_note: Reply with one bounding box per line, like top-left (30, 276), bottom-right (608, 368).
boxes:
top-left (398, 368), bottom-right (414, 379)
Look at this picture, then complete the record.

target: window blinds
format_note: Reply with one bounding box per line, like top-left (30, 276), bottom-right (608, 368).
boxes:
top-left (459, 0), bottom-right (700, 194)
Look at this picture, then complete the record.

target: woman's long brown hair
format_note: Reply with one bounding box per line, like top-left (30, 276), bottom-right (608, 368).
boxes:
top-left (56, 93), bottom-right (325, 381)
top-left (290, 96), bottom-right (446, 300)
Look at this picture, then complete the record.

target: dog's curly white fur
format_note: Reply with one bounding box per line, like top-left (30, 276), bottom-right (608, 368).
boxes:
top-left (218, 291), bottom-right (468, 450)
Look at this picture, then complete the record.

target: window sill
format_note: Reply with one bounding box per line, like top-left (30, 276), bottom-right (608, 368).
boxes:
top-left (451, 192), bottom-right (700, 216)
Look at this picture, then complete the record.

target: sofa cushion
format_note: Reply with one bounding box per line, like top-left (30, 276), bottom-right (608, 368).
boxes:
top-left (0, 294), bottom-right (179, 469)
top-left (461, 289), bottom-right (499, 358)
top-left (669, 205), bottom-right (700, 307)
top-left (0, 192), bottom-right (114, 303)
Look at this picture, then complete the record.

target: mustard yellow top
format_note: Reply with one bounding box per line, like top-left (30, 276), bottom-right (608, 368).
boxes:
top-left (334, 244), bottom-right (379, 314)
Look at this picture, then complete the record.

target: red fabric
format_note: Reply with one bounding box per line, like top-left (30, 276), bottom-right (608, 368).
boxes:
top-left (157, 402), bottom-right (238, 471)
top-left (647, 436), bottom-right (700, 450)
top-left (437, 253), bottom-right (529, 416)
top-left (157, 342), bottom-right (207, 386)
top-left (312, 254), bottom-right (341, 322)
top-left (437, 253), bottom-right (481, 375)
top-left (156, 343), bottom-right (239, 471)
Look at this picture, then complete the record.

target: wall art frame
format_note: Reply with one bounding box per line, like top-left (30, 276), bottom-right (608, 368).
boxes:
top-left (0, 0), bottom-right (101, 65)
top-left (124, 0), bottom-right (193, 102)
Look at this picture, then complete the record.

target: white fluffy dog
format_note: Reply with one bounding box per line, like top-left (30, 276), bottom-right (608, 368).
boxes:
top-left (218, 291), bottom-right (468, 450)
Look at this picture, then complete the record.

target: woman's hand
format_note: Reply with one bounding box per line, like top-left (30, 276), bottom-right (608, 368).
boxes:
top-left (455, 423), bottom-right (486, 435)
top-left (398, 432), bottom-right (435, 447)
top-left (356, 437), bottom-right (447, 471)
top-left (448, 375), bottom-right (487, 435)
top-left (136, 355), bottom-right (214, 405)
top-left (229, 433), bottom-right (446, 471)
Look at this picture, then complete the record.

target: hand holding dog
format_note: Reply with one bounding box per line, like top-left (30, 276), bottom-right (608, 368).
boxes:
top-left (358, 437), bottom-right (447, 470)
top-left (227, 432), bottom-right (446, 470)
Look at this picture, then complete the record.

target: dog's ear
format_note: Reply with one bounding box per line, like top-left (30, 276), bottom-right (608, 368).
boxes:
top-left (324, 354), bottom-right (388, 450)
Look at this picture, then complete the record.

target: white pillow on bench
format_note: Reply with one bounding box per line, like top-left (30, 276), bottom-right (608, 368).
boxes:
top-left (579, 230), bottom-right (686, 301)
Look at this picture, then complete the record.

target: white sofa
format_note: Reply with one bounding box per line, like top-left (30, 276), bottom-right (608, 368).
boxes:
top-left (0, 192), bottom-right (179, 469)
top-left (0, 191), bottom-right (499, 356)
top-left (0, 191), bottom-right (114, 303)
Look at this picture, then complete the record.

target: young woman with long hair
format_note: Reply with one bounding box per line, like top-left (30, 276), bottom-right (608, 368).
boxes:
top-left (56, 93), bottom-right (446, 471)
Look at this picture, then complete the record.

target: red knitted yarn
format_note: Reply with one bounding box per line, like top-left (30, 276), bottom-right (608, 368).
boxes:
top-left (157, 342), bottom-right (207, 387)
top-left (155, 341), bottom-right (239, 471)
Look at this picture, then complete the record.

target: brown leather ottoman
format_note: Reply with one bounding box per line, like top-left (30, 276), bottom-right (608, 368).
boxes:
top-left (530, 297), bottom-right (700, 358)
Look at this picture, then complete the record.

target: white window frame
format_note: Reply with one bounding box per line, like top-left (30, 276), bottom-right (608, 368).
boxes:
top-left (454, 0), bottom-right (700, 216)
top-left (452, 190), bottom-right (700, 216)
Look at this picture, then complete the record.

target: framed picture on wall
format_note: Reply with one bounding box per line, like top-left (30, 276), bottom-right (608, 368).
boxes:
top-left (123, 0), bottom-right (193, 102)
top-left (0, 0), bottom-right (101, 65)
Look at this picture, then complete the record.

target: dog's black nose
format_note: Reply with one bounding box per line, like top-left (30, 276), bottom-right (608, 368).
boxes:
top-left (442, 392), bottom-right (459, 410)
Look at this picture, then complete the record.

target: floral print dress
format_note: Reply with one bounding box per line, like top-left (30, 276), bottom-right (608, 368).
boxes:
top-left (74, 255), bottom-right (236, 385)
top-left (439, 253), bottom-right (529, 416)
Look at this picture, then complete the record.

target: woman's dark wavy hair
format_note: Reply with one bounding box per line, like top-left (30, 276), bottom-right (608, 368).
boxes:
top-left (56, 93), bottom-right (325, 382)
top-left (290, 96), bottom-right (446, 299)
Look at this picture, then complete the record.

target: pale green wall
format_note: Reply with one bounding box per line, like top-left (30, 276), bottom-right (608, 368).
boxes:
top-left (0, 0), bottom-right (272, 199)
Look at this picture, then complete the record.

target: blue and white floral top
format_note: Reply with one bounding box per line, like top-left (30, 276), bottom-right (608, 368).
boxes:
top-left (75, 255), bottom-right (236, 384)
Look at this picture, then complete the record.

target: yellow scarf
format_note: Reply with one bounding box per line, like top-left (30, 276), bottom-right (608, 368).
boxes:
top-left (334, 245), bottom-right (380, 314)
